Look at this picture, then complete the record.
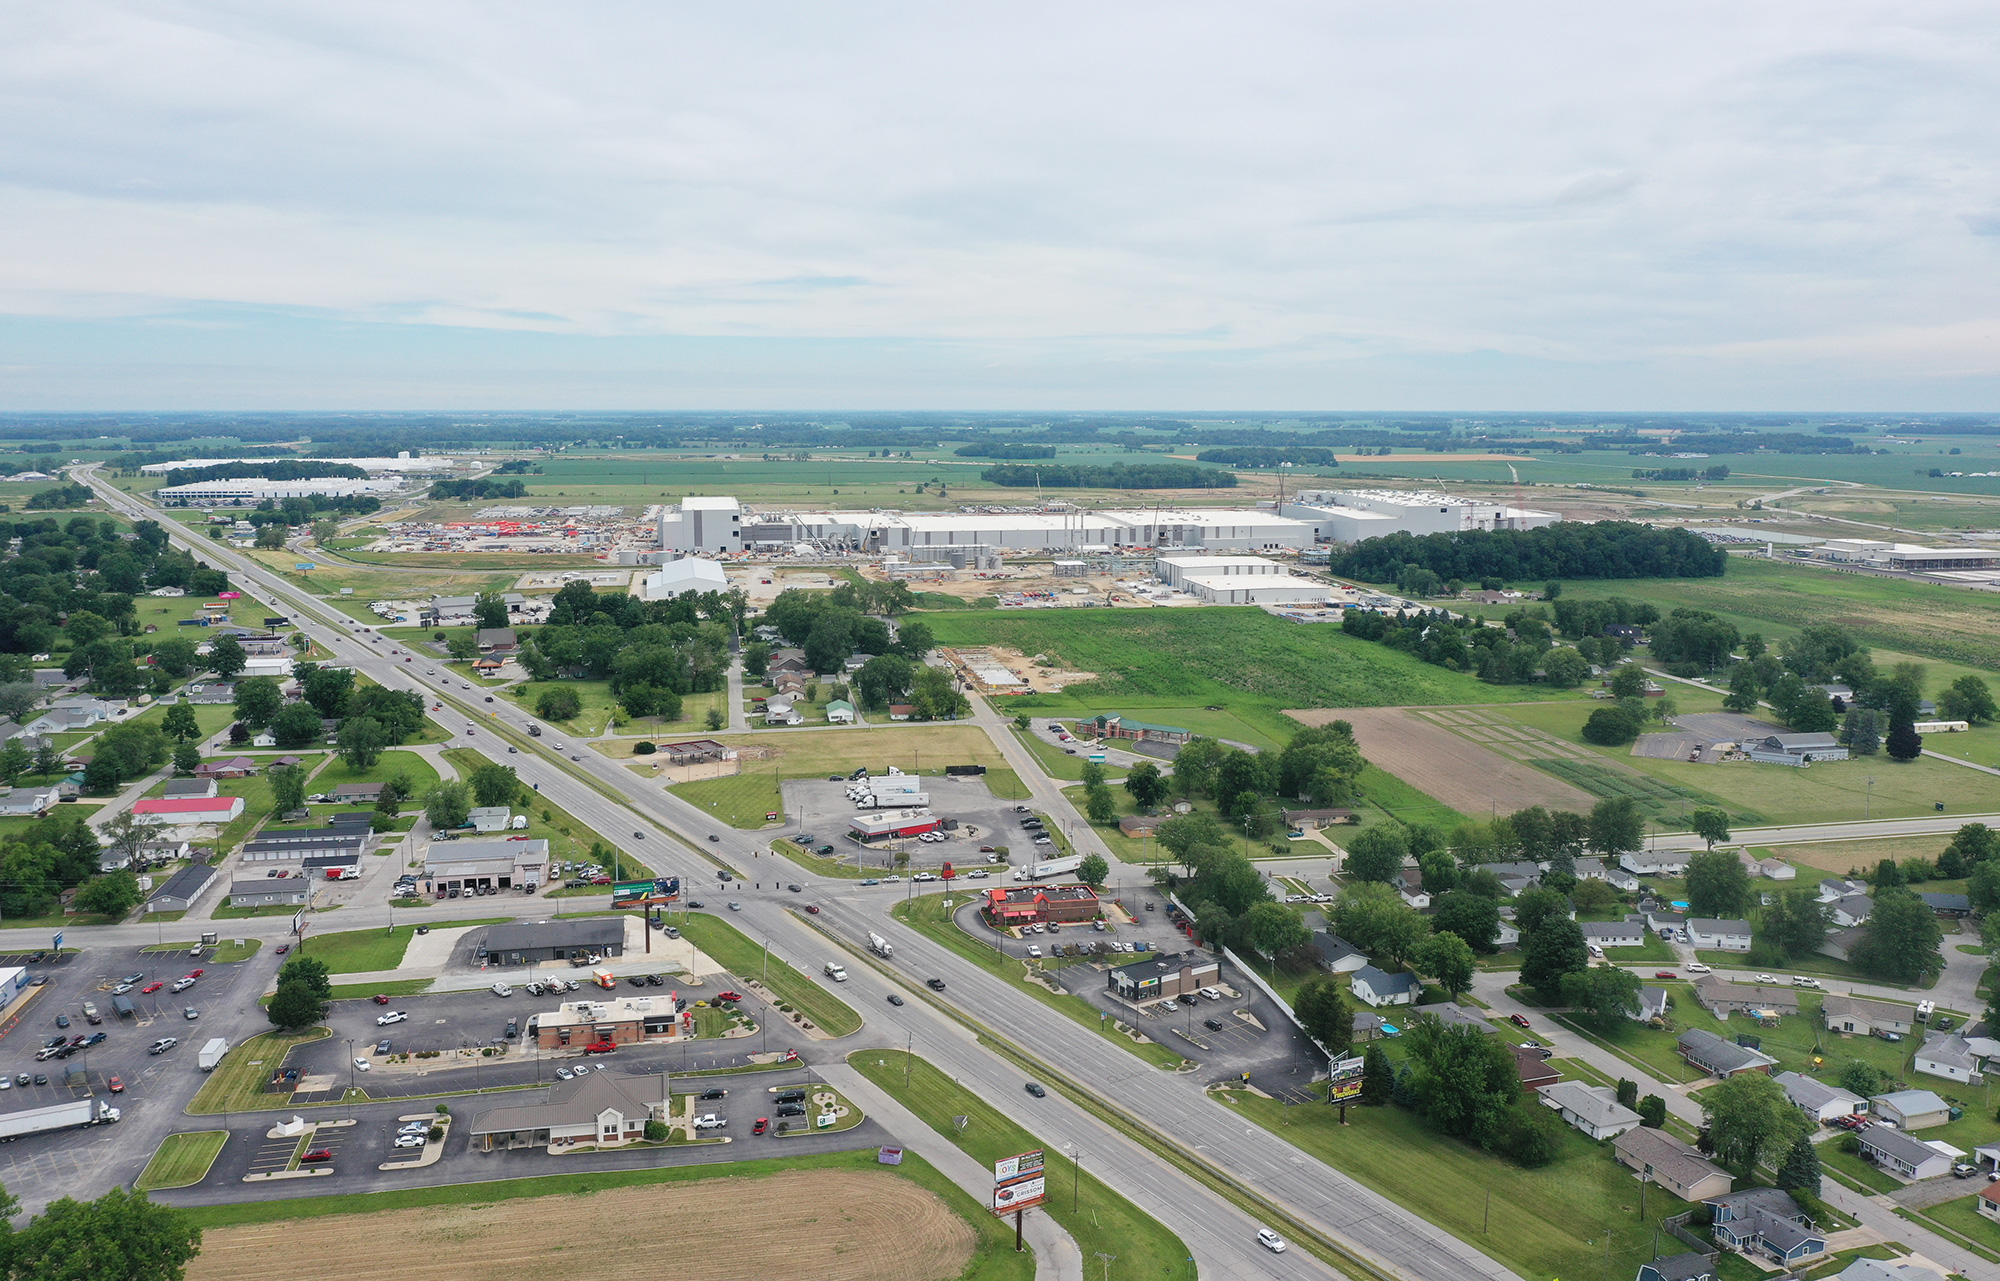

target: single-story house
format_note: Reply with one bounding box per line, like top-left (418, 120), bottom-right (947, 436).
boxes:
top-left (1678, 1028), bottom-right (1778, 1078)
top-left (147, 862), bottom-right (217, 913)
top-left (475, 628), bottom-right (518, 653)
top-left (1690, 976), bottom-right (1799, 1019)
top-left (1621, 850), bottom-right (1690, 876)
top-left (1396, 868), bottom-right (1431, 910)
top-left (1118, 814), bottom-right (1166, 838)
top-left (468, 806), bottom-right (512, 834)
top-left (131, 796), bottom-right (247, 827)
top-left (1856, 1123), bottom-right (1953, 1180)
top-left (194, 756), bottom-right (258, 779)
top-left (1704, 1188), bottom-right (1825, 1265)
top-left (1828, 894), bottom-right (1874, 928)
top-left (1421, 1003), bottom-right (1496, 1035)
top-left (1311, 931), bottom-right (1368, 974)
top-left (1914, 1031), bottom-right (1984, 1085)
top-left (1773, 1071), bottom-right (1866, 1124)
top-left (1512, 1045), bottom-right (1560, 1091)
top-left (1605, 867), bottom-right (1641, 893)
top-left (1281, 808), bottom-right (1355, 829)
top-left (1349, 965), bottom-right (1419, 1008)
top-left (887, 703), bottom-right (915, 721)
top-left (331, 782), bottom-right (384, 804)
top-left (1352, 1011), bottom-right (1387, 1042)
top-left (1871, 1089), bottom-right (1952, 1131)
top-left (1687, 918), bottom-right (1752, 951)
top-left (824, 699), bottom-right (856, 724)
top-left (765, 648), bottom-right (810, 675)
top-left (1918, 891), bottom-right (1972, 917)
top-left (1635, 1254), bottom-right (1717, 1281)
top-left (1816, 925), bottom-right (1868, 964)
top-left (1573, 856), bottom-right (1608, 880)
top-left (227, 880), bottom-right (310, 909)
top-left (1632, 985), bottom-right (1670, 1023)
top-left (1582, 920), bottom-right (1645, 949)
top-left (1818, 876), bottom-right (1868, 902)
top-left (1834, 1261), bottom-right (1958, 1281)
top-left (1822, 995), bottom-right (1914, 1038)
top-left (1752, 858), bottom-right (1796, 880)
top-left (1536, 1080), bottom-right (1642, 1140)
top-left (163, 778), bottom-right (218, 800)
top-left (469, 1068), bottom-right (672, 1151)
top-left (1979, 1182), bottom-right (2000, 1225)
top-left (0, 787), bottom-right (59, 818)
top-left (1612, 1126), bottom-right (1733, 1202)
top-left (764, 696), bottom-right (803, 726)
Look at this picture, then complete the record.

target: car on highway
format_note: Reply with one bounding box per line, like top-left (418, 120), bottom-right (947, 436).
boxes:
top-left (804, 904), bottom-right (820, 914)
top-left (787, 883), bottom-right (802, 892)
top-left (1755, 973), bottom-right (1778, 984)
top-left (141, 982), bottom-right (163, 994)
top-left (633, 830), bottom-right (645, 838)
top-left (1257, 1228), bottom-right (1287, 1253)
top-left (146, 1038), bottom-right (177, 1055)
top-left (1024, 1082), bottom-right (1046, 1098)
top-left (886, 994), bottom-right (904, 1006)
top-left (376, 1011), bottom-right (407, 1025)
top-left (927, 978), bottom-right (946, 991)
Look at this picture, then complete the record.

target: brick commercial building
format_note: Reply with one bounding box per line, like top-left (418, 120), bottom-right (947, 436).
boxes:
top-left (529, 996), bottom-right (688, 1050)
top-left (982, 884), bottom-right (1100, 926)
top-left (1107, 952), bottom-right (1220, 1004)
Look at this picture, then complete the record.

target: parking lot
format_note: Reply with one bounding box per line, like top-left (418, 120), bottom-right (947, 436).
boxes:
top-left (777, 772), bottom-right (1045, 874)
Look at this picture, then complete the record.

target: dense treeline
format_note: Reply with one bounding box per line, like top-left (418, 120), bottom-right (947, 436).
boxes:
top-left (1632, 433), bottom-right (1864, 454)
top-left (1331, 522), bottom-right (1728, 584)
top-left (952, 443), bottom-right (1056, 459)
top-left (1632, 466), bottom-right (1729, 481)
top-left (980, 462), bottom-right (1236, 489)
top-left (430, 477), bottom-right (529, 500)
top-left (159, 460), bottom-right (368, 485)
top-left (25, 483), bottom-right (93, 509)
top-left (1194, 446), bottom-right (1343, 467)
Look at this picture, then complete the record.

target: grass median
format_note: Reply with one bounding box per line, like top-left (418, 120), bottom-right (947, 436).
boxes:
top-left (851, 1049), bottom-right (1189, 1281)
top-left (188, 1028), bottom-right (330, 1115)
top-left (135, 1131), bottom-right (228, 1191)
top-left (679, 911), bottom-right (862, 1037)
top-left (296, 918), bottom-right (512, 975)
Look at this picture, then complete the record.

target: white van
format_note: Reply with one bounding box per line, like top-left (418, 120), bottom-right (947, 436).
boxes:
top-left (1199, 986), bottom-right (1222, 1001)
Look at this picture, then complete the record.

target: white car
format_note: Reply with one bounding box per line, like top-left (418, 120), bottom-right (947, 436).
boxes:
top-left (1257, 1228), bottom-right (1287, 1253)
top-left (1754, 973), bottom-right (1778, 984)
top-left (1684, 962), bottom-right (1711, 974)
top-left (376, 1011), bottom-right (407, 1026)
top-left (170, 978), bottom-right (195, 993)
top-left (555, 1067), bottom-right (575, 1080)
top-left (1791, 975), bottom-right (1822, 989)
top-left (112, 983), bottom-right (133, 995)
top-left (491, 983), bottom-right (512, 997)
top-left (393, 1135), bottom-right (425, 1148)
top-left (692, 1114), bottom-right (727, 1129)
top-left (398, 1122), bottom-right (429, 1134)
top-left (353, 1057), bottom-right (371, 1072)
top-left (1026, 945), bottom-right (1042, 958)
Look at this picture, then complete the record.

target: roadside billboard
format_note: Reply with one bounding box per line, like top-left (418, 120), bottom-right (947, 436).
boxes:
top-left (992, 1148), bottom-right (1046, 1215)
top-left (1328, 1054), bottom-right (1365, 1103)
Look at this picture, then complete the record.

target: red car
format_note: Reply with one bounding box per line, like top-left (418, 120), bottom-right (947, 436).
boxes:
top-left (107, 1076), bottom-right (124, 1093)
top-left (300, 1149), bottom-right (332, 1163)
top-left (1654, 971), bottom-right (1678, 980)
top-left (275, 944), bottom-right (290, 955)
top-left (752, 1117), bottom-right (769, 1135)
top-left (715, 991), bottom-right (742, 1003)
top-left (185, 970), bottom-right (204, 979)
top-left (804, 905), bottom-right (820, 914)
top-left (141, 983), bottom-right (163, 994)
top-left (372, 994), bottom-right (391, 1005)
top-left (1508, 1014), bottom-right (1532, 1029)
top-left (583, 1040), bottom-right (617, 1055)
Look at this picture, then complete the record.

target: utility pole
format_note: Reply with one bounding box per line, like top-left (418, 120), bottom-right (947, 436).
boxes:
top-left (1094, 1252), bottom-right (1116, 1281)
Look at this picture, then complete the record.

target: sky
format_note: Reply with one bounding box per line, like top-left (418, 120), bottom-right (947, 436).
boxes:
top-left (2, 2), bottom-right (1998, 411)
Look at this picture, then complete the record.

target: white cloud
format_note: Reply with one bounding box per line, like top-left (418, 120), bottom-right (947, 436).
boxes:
top-left (1, 1), bottom-right (1998, 406)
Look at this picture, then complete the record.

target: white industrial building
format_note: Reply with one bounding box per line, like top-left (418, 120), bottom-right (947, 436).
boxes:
top-left (658, 496), bottom-right (745, 554)
top-left (639, 557), bottom-right (730, 600)
top-left (141, 454), bottom-right (455, 475)
top-left (1281, 489), bottom-right (1561, 542)
top-left (1805, 539), bottom-right (2000, 572)
top-left (156, 477), bottom-right (406, 503)
top-left (1153, 554), bottom-right (1328, 605)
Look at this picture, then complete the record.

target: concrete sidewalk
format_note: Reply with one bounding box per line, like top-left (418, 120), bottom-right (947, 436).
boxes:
top-left (820, 1061), bottom-right (1082, 1281)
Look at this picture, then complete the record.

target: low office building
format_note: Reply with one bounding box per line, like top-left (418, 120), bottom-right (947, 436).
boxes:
top-left (1678, 1029), bottom-right (1778, 1078)
top-left (1106, 953), bottom-right (1220, 1004)
top-left (424, 838), bottom-right (550, 892)
top-left (470, 1069), bottom-right (672, 1151)
top-left (1746, 732), bottom-right (1849, 765)
top-left (529, 997), bottom-right (687, 1050)
top-left (1871, 1089), bottom-right (1951, 1130)
top-left (477, 918), bottom-right (624, 964)
top-left (1536, 1081), bottom-right (1642, 1140)
top-left (982, 884), bottom-right (1100, 926)
top-left (147, 863), bottom-right (217, 913)
top-left (1856, 1124), bottom-right (1953, 1180)
top-left (658, 740), bottom-right (736, 765)
top-left (227, 880), bottom-right (311, 909)
top-left (1612, 1126), bottom-right (1733, 1201)
top-left (1076, 713), bottom-right (1193, 747)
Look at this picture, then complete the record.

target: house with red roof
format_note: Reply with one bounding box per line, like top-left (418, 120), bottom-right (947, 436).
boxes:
top-left (132, 796), bottom-right (246, 826)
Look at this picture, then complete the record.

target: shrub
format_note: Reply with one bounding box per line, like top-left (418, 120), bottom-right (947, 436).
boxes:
top-left (435, 1103), bottom-right (450, 1114)
top-left (427, 1125), bottom-right (443, 1141)
top-left (644, 1119), bottom-right (668, 1142)
top-left (633, 741), bottom-right (656, 755)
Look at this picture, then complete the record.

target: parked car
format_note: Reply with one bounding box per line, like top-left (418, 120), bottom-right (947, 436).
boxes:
top-left (394, 1135), bottom-right (425, 1148)
top-left (1508, 1014), bottom-right (1531, 1029)
top-left (698, 1088), bottom-right (727, 1100)
top-left (376, 1011), bottom-right (407, 1026)
top-left (583, 1040), bottom-right (616, 1054)
top-left (692, 1114), bottom-right (727, 1130)
top-left (106, 1076), bottom-right (124, 1093)
top-left (352, 1057), bottom-right (370, 1071)
top-left (1653, 971), bottom-right (1678, 980)
top-left (372, 994), bottom-right (392, 1005)
top-left (140, 982), bottom-right (163, 995)
top-left (1683, 961), bottom-right (1709, 974)
top-left (555, 1067), bottom-right (575, 1081)
top-left (752, 1117), bottom-right (769, 1135)
top-left (300, 1149), bottom-right (332, 1163)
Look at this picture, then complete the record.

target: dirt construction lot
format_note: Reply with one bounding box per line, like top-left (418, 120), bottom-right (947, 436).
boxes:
top-left (186, 1170), bottom-right (975, 1281)
top-left (1287, 706), bottom-right (1595, 814)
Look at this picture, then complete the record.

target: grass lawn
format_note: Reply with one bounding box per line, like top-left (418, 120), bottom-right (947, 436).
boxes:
top-left (891, 892), bottom-right (1187, 1069)
top-left (672, 773), bottom-right (786, 830)
top-left (127, 699), bottom-right (238, 744)
top-left (1902, 1194), bottom-right (2000, 1264)
top-left (851, 1050), bottom-right (1190, 1281)
top-left (312, 747), bottom-right (442, 796)
top-left (209, 753), bottom-right (328, 848)
top-left (327, 978), bottom-right (433, 1000)
top-left (135, 1130), bottom-right (227, 1191)
top-left (608, 688), bottom-right (730, 737)
top-left (211, 902), bottom-right (307, 919)
top-left (188, 1028), bottom-right (330, 1114)
top-left (507, 679), bottom-right (622, 736)
top-left (293, 917), bottom-right (509, 975)
top-left (678, 911), bottom-right (861, 1037)
top-left (1216, 1088), bottom-right (1696, 1281)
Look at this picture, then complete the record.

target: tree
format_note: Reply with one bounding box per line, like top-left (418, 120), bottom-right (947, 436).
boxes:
top-left (1608, 664), bottom-right (1647, 699)
top-left (446, 632), bottom-right (479, 662)
top-left (1839, 1059), bottom-right (1886, 1098)
top-left (1615, 1078), bottom-right (1639, 1110)
top-left (1851, 887), bottom-right (1944, 983)
top-left (473, 592), bottom-right (509, 630)
top-left (1415, 931), bottom-right (1476, 1000)
top-left (1077, 853), bottom-right (1109, 888)
top-left (1723, 664), bottom-right (1761, 713)
top-left (310, 518), bottom-right (338, 543)
top-left (1343, 823), bottom-right (1408, 885)
top-left (1776, 1132), bottom-right (1822, 1196)
top-left (1971, 860), bottom-right (2000, 916)
top-left (270, 701), bottom-right (322, 748)
top-left (704, 707), bottom-right (725, 731)
top-left (1521, 915), bottom-right (1589, 999)
top-left (535, 686), bottom-right (581, 721)
top-left (1329, 884), bottom-right (1429, 970)
top-left (168, 741), bottom-right (199, 777)
top-left (231, 676), bottom-right (282, 730)
top-left (1637, 1095), bottom-right (1668, 1128)
top-left (71, 869), bottom-right (143, 917)
top-left (1701, 1071), bottom-right (1809, 1174)
top-left (1841, 705), bottom-right (1882, 756)
top-left (160, 701), bottom-right (201, 743)
top-left (99, 809), bottom-right (151, 871)
top-left (1512, 887), bottom-right (1573, 936)
top-left (1762, 889), bottom-right (1831, 959)
top-left (207, 633), bottom-right (246, 680)
top-left (1168, 737), bottom-right (1224, 798)
top-left (1686, 849), bottom-right (1751, 918)
top-left (269, 765), bottom-right (307, 817)
top-left (1293, 976), bottom-right (1351, 1057)
top-left (424, 781), bottom-right (471, 830)
top-left (267, 979), bottom-right (328, 1030)
top-left (1581, 706), bottom-right (1642, 746)
top-left (1939, 674), bottom-right (1998, 725)
top-left (337, 716), bottom-right (387, 770)
top-left (1403, 1016), bottom-right (1520, 1140)
top-left (0, 681), bottom-right (39, 724)
top-left (1430, 891), bottom-right (1501, 952)
top-left (470, 764), bottom-right (518, 809)
top-left (0, 738), bottom-right (32, 782)
top-left (1885, 717), bottom-right (1923, 762)
top-left (82, 754), bottom-right (122, 793)
top-left (1084, 782), bottom-right (1117, 825)
top-left (1246, 900), bottom-right (1311, 958)
top-left (253, 523), bottom-right (287, 549)
top-left (1587, 796), bottom-right (1645, 859)
top-left (1418, 849), bottom-right (1458, 895)
top-left (1560, 963), bottom-right (1643, 1026)
top-left (1570, 877), bottom-right (1619, 914)
top-left (1688, 807), bottom-right (1731, 851)
top-left (1360, 1044), bottom-right (1394, 1104)
top-left (1541, 647), bottom-right (1590, 688)
top-left (32, 741), bottom-right (61, 779)
top-left (7, 1187), bottom-right (201, 1281)
top-left (1124, 761), bottom-right (1168, 810)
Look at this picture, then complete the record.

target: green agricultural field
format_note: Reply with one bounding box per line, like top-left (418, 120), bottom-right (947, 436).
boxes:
top-left (923, 608), bottom-right (1571, 743)
top-left (851, 1050), bottom-right (1191, 1281)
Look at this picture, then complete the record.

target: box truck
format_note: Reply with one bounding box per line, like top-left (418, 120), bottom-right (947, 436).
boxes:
top-left (1013, 855), bottom-right (1084, 882)
top-left (198, 1038), bottom-right (230, 1071)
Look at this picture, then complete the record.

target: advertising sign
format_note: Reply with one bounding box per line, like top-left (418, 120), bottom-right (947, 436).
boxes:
top-left (992, 1148), bottom-right (1046, 1215)
top-left (994, 1149), bottom-right (1044, 1183)
top-left (1328, 1054), bottom-right (1365, 1103)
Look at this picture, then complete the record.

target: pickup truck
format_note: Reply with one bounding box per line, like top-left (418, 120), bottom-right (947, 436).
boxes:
top-left (80, 1002), bottom-right (101, 1025)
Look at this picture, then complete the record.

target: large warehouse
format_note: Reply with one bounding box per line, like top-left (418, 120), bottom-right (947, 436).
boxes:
top-left (156, 476), bottom-right (406, 503)
top-left (1281, 489), bottom-right (1561, 540)
top-left (1153, 554), bottom-right (1328, 604)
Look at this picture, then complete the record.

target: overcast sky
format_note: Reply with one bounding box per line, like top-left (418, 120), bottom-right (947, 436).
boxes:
top-left (2, 2), bottom-right (1997, 410)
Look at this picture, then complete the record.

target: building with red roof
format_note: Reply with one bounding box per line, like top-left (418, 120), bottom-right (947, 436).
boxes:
top-left (132, 796), bottom-right (246, 826)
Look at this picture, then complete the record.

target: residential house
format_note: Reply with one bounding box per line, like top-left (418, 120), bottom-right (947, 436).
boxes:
top-left (1632, 985), bottom-right (1670, 1023)
top-left (766, 648), bottom-right (810, 676)
top-left (1690, 976), bottom-right (1799, 1019)
top-left (1644, 909), bottom-right (1687, 936)
top-left (1918, 891), bottom-right (1971, 918)
top-left (1751, 857), bottom-right (1796, 880)
top-left (475, 628), bottom-right (518, 654)
top-left (1621, 849), bottom-right (1691, 876)
top-left (1913, 1031), bottom-right (1982, 1085)
top-left (468, 807), bottom-right (512, 834)
top-left (250, 730), bottom-right (277, 748)
top-left (1612, 1126), bottom-right (1733, 1202)
top-left (1582, 919), bottom-right (1645, 949)
top-left (1978, 1182), bottom-right (2000, 1225)
top-left (1573, 856), bottom-right (1608, 880)
top-left (469, 1069), bottom-right (673, 1151)
top-left (1421, 1003), bottom-right (1496, 1035)
top-left (194, 756), bottom-right (258, 779)
top-left (1817, 926), bottom-right (1868, 964)
top-left (147, 862), bottom-right (217, 913)
top-left (182, 682), bottom-right (235, 705)
top-left (22, 708), bottom-right (101, 735)
top-left (1396, 868), bottom-right (1431, 911)
top-left (1512, 1045), bottom-right (1560, 1092)
top-left (1677, 1028), bottom-right (1778, 1078)
top-left (1536, 1080), bottom-right (1642, 1140)
top-left (0, 786), bottom-right (59, 817)
top-left (1872, 1089), bottom-right (1952, 1130)
top-left (1774, 1071), bottom-right (1867, 1124)
top-left (1281, 808), bottom-right (1355, 830)
top-left (1349, 965), bottom-right (1419, 1008)
top-left (331, 782), bottom-right (383, 804)
top-left (1118, 814), bottom-right (1166, 838)
top-left (887, 703), bottom-right (914, 721)
top-left (131, 796), bottom-right (246, 827)
top-left (1482, 860), bottom-right (1543, 895)
top-left (842, 654), bottom-right (870, 674)
top-left (1818, 877), bottom-right (1869, 902)
top-left (1351, 1012), bottom-right (1386, 1042)
top-left (1828, 894), bottom-right (1874, 927)
top-left (1834, 1261), bottom-right (1957, 1281)
top-left (824, 699), bottom-right (856, 725)
top-left (1821, 995), bottom-right (1914, 1038)
top-left (1311, 931), bottom-right (1367, 974)
top-left (1704, 1188), bottom-right (1825, 1266)
top-left (163, 778), bottom-right (218, 800)
top-left (1634, 1254), bottom-right (1717, 1281)
top-left (1855, 1123), bottom-right (1953, 1180)
top-left (268, 754), bottom-right (302, 771)
top-left (1687, 918), bottom-right (1753, 951)
top-left (1605, 866), bottom-right (1641, 893)
top-left (763, 696), bottom-right (803, 726)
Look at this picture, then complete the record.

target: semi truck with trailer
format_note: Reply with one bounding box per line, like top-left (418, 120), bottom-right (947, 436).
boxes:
top-left (1013, 855), bottom-right (1084, 882)
top-left (0, 1098), bottom-right (119, 1141)
top-left (856, 792), bottom-right (929, 809)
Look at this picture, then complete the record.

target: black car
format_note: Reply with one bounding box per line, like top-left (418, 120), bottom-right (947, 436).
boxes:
top-left (887, 994), bottom-right (904, 1006)
top-left (633, 831), bottom-right (645, 839)
top-left (1024, 1082), bottom-right (1046, 1098)
top-left (1177, 993), bottom-right (1197, 1006)
top-left (41, 1036), bottom-right (63, 1049)
top-left (53, 1015), bottom-right (67, 1029)
top-left (645, 974), bottom-right (664, 986)
top-left (786, 883), bottom-right (802, 893)
top-left (776, 1103), bottom-right (806, 1117)
top-left (687, 900), bottom-right (705, 909)
top-left (827, 775), bottom-right (843, 781)
top-left (816, 845), bottom-right (834, 855)
top-left (706, 834), bottom-right (719, 842)
top-left (626, 976), bottom-right (647, 987)
top-left (32, 1074), bottom-right (46, 1086)
top-left (776, 1090), bottom-right (806, 1104)
top-left (1203, 1018), bottom-right (1224, 1031)
top-left (926, 978), bottom-right (947, 991)
top-left (698, 1088), bottom-right (727, 1100)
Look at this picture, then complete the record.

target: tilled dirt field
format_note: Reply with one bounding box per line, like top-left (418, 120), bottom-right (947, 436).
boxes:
top-left (1288, 706), bottom-right (1596, 814)
top-left (187, 1169), bottom-right (975, 1281)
